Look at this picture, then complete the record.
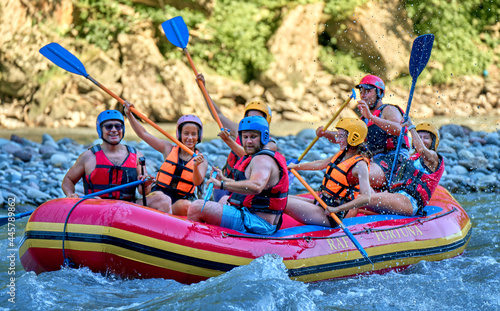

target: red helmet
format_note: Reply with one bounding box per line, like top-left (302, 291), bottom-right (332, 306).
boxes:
top-left (177, 115), bottom-right (203, 143)
top-left (356, 75), bottom-right (385, 99)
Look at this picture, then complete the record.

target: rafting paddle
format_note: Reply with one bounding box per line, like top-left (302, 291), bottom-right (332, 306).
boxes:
top-left (0, 179), bottom-right (147, 226)
top-left (201, 171), bottom-right (218, 211)
top-left (387, 34), bottom-right (434, 187)
top-left (161, 16), bottom-right (224, 131)
top-left (39, 42), bottom-right (194, 156)
top-left (288, 89), bottom-right (356, 185)
top-left (290, 169), bottom-right (374, 266)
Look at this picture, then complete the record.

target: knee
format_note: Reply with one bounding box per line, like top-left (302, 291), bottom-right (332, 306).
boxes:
top-left (187, 200), bottom-right (204, 219)
top-left (147, 192), bottom-right (172, 213)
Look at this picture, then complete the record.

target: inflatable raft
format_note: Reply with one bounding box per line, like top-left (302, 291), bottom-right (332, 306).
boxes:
top-left (20, 185), bottom-right (471, 284)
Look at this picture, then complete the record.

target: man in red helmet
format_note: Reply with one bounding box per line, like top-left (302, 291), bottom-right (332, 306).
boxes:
top-left (62, 110), bottom-right (169, 209)
top-left (317, 75), bottom-right (410, 189)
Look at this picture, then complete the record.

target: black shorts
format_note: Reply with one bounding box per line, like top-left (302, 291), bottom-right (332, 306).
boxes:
top-left (151, 185), bottom-right (195, 204)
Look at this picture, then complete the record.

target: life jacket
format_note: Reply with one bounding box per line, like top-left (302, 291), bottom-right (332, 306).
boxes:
top-left (228, 149), bottom-right (289, 215)
top-left (83, 144), bottom-right (138, 201)
top-left (155, 146), bottom-right (197, 198)
top-left (319, 149), bottom-right (370, 206)
top-left (222, 136), bottom-right (241, 179)
top-left (361, 104), bottom-right (410, 155)
top-left (391, 153), bottom-right (445, 212)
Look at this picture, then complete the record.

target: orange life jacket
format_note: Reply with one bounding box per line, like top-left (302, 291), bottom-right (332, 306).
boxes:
top-left (83, 144), bottom-right (138, 201)
top-left (155, 146), bottom-right (196, 197)
top-left (320, 149), bottom-right (369, 205)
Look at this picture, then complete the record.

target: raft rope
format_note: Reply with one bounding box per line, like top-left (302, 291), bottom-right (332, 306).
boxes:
top-left (221, 207), bottom-right (457, 241)
top-left (61, 198), bottom-right (89, 268)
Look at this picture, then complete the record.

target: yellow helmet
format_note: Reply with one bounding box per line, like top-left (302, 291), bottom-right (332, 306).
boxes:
top-left (416, 123), bottom-right (440, 150)
top-left (335, 117), bottom-right (368, 146)
top-left (244, 101), bottom-right (272, 124)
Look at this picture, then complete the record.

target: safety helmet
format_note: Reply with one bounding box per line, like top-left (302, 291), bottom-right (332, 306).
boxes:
top-left (244, 101), bottom-right (272, 124)
top-left (96, 110), bottom-right (125, 139)
top-left (238, 116), bottom-right (270, 146)
top-left (356, 75), bottom-right (385, 99)
top-left (416, 123), bottom-right (440, 150)
top-left (335, 117), bottom-right (368, 147)
top-left (177, 115), bottom-right (203, 143)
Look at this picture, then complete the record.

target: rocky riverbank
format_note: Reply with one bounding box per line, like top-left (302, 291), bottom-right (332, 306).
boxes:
top-left (1, 125), bottom-right (500, 210)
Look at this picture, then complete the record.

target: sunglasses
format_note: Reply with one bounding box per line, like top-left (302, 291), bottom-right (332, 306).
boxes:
top-left (103, 123), bottom-right (123, 131)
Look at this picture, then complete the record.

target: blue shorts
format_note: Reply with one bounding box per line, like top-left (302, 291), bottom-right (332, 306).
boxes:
top-left (396, 190), bottom-right (419, 216)
top-left (220, 205), bottom-right (277, 235)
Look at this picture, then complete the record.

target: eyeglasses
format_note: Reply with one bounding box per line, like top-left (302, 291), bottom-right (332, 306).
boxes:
top-left (103, 123), bottom-right (123, 131)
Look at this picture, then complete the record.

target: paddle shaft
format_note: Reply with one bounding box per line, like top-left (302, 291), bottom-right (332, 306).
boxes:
top-left (183, 49), bottom-right (224, 130)
top-left (289, 169), bottom-right (373, 264)
top-left (297, 95), bottom-right (354, 162)
top-left (86, 76), bottom-right (194, 156)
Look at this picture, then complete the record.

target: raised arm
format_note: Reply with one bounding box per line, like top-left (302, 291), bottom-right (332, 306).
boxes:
top-left (358, 102), bottom-right (404, 136)
top-left (124, 104), bottom-right (173, 157)
top-left (404, 118), bottom-right (439, 171)
top-left (288, 156), bottom-right (333, 171)
top-left (196, 74), bottom-right (238, 135)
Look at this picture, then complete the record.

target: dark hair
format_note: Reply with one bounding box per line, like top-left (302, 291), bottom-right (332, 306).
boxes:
top-left (352, 142), bottom-right (372, 159)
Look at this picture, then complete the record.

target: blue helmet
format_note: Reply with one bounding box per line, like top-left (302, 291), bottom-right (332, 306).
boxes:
top-left (238, 116), bottom-right (270, 146)
top-left (96, 110), bottom-right (125, 139)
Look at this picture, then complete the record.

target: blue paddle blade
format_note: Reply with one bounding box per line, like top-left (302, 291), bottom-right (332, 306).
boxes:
top-left (409, 34), bottom-right (434, 79)
top-left (40, 43), bottom-right (88, 77)
top-left (343, 226), bottom-right (373, 265)
top-left (161, 16), bottom-right (190, 49)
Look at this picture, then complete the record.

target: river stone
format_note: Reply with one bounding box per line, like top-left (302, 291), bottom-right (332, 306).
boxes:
top-left (296, 129), bottom-right (317, 141)
top-left (49, 153), bottom-right (69, 167)
top-left (457, 149), bottom-right (475, 160)
top-left (13, 149), bottom-right (33, 162)
top-left (1, 142), bottom-right (22, 155)
top-left (26, 187), bottom-right (52, 201)
top-left (5, 170), bottom-right (22, 182)
top-left (0, 190), bottom-right (3, 208)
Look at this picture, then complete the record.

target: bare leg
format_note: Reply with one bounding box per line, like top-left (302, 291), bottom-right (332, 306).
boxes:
top-left (369, 163), bottom-right (387, 189)
top-left (285, 196), bottom-right (331, 226)
top-left (187, 199), bottom-right (224, 225)
top-left (143, 191), bottom-right (172, 213)
top-left (171, 199), bottom-right (191, 216)
top-left (366, 192), bottom-right (414, 216)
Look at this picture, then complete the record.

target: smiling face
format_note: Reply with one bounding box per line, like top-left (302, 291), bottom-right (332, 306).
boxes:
top-left (240, 130), bottom-right (261, 155)
top-left (179, 123), bottom-right (200, 149)
top-left (101, 120), bottom-right (123, 144)
top-left (417, 131), bottom-right (434, 150)
top-left (335, 129), bottom-right (349, 149)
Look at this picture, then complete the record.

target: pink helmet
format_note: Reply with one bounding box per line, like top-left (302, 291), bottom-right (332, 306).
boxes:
top-left (356, 75), bottom-right (385, 99)
top-left (176, 115), bottom-right (203, 143)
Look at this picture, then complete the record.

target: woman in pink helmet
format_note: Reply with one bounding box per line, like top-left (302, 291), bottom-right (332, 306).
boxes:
top-left (125, 105), bottom-right (208, 215)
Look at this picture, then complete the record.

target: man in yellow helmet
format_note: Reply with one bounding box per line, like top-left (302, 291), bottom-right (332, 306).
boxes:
top-left (196, 74), bottom-right (277, 201)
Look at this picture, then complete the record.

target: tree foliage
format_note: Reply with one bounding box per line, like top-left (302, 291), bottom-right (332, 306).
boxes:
top-left (405, 0), bottom-right (499, 83)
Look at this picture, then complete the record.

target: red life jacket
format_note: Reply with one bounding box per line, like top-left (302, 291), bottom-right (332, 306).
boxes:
top-left (320, 149), bottom-right (370, 205)
top-left (361, 104), bottom-right (410, 155)
top-left (155, 146), bottom-right (196, 198)
top-left (222, 136), bottom-right (241, 179)
top-left (227, 149), bottom-right (289, 215)
top-left (83, 145), bottom-right (138, 201)
top-left (391, 153), bottom-right (445, 212)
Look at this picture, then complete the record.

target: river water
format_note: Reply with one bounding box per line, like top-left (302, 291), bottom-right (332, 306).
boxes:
top-left (0, 192), bottom-right (498, 311)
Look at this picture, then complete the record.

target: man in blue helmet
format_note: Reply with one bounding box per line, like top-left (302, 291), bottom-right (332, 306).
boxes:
top-left (62, 110), bottom-right (169, 208)
top-left (187, 116), bottom-right (289, 235)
